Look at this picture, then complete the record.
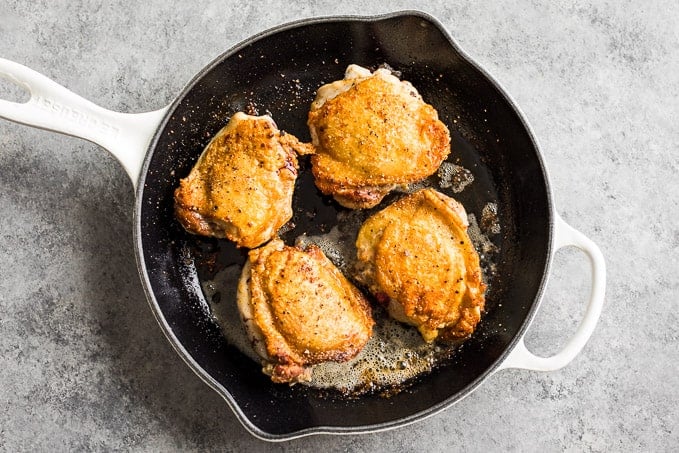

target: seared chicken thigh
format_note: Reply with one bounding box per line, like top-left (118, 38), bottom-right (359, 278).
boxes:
top-left (174, 112), bottom-right (312, 248)
top-left (306, 65), bottom-right (451, 209)
top-left (355, 189), bottom-right (486, 342)
top-left (237, 239), bottom-right (374, 383)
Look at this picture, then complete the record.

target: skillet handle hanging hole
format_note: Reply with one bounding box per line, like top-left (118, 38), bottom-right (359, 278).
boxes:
top-left (498, 213), bottom-right (606, 372)
top-left (0, 58), bottom-right (168, 188)
top-left (0, 73), bottom-right (30, 104)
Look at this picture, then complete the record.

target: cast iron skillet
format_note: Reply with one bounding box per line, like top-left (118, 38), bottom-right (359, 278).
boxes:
top-left (0, 11), bottom-right (605, 441)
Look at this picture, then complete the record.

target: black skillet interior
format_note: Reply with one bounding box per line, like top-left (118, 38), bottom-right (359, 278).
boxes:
top-left (137, 12), bottom-right (551, 438)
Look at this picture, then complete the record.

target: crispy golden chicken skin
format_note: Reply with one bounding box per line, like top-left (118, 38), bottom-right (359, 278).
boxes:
top-left (306, 65), bottom-right (451, 209)
top-left (174, 112), bottom-right (312, 248)
top-left (237, 238), bottom-right (374, 384)
top-left (355, 189), bottom-right (486, 343)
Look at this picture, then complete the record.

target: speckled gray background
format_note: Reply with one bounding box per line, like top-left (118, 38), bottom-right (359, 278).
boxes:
top-left (0, 1), bottom-right (677, 451)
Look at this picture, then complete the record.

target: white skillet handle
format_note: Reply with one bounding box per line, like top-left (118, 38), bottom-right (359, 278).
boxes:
top-left (498, 213), bottom-right (606, 371)
top-left (0, 58), bottom-right (168, 188)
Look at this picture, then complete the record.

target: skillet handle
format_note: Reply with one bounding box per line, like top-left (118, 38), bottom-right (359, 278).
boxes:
top-left (498, 213), bottom-right (606, 371)
top-left (0, 58), bottom-right (168, 188)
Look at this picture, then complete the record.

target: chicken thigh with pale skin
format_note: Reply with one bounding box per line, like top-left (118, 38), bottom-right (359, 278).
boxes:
top-left (174, 112), bottom-right (312, 248)
top-left (238, 238), bottom-right (374, 384)
top-left (306, 65), bottom-right (451, 209)
top-left (355, 188), bottom-right (486, 343)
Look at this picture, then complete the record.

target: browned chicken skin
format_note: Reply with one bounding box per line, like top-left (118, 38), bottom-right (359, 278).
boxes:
top-left (237, 239), bottom-right (374, 383)
top-left (355, 189), bottom-right (486, 343)
top-left (174, 112), bottom-right (312, 248)
top-left (306, 65), bottom-right (451, 209)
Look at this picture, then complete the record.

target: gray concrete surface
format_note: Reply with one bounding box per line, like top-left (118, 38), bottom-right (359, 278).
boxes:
top-left (0, 1), bottom-right (677, 451)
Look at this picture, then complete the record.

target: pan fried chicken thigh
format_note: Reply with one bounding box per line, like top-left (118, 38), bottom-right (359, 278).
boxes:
top-left (174, 112), bottom-right (312, 248)
top-left (355, 189), bottom-right (486, 342)
top-left (306, 65), bottom-right (451, 209)
top-left (237, 239), bottom-right (374, 383)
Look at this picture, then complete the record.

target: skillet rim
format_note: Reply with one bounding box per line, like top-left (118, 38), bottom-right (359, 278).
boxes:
top-left (132, 9), bottom-right (555, 441)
